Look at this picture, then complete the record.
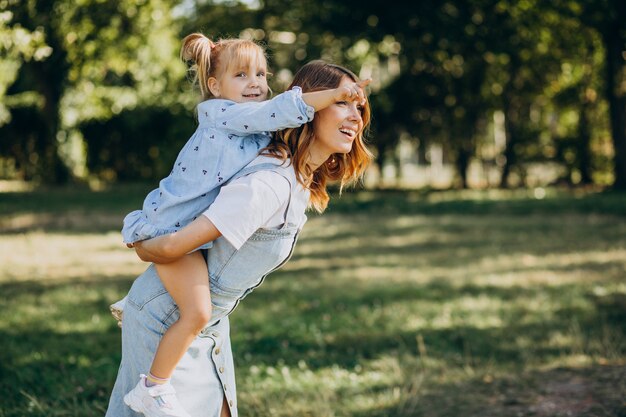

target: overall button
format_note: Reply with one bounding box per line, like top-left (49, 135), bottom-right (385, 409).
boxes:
top-left (229, 400), bottom-right (234, 407)
top-left (215, 348), bottom-right (221, 355)
top-left (223, 384), bottom-right (227, 391)
top-left (212, 331), bottom-right (219, 338)
top-left (219, 367), bottom-right (224, 373)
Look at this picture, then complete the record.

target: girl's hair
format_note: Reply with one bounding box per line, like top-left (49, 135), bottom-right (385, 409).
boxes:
top-left (262, 60), bottom-right (373, 213)
top-left (180, 33), bottom-right (268, 101)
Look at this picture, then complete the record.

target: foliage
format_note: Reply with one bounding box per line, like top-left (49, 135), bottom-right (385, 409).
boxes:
top-left (0, 0), bottom-right (186, 182)
top-left (0, 0), bottom-right (623, 188)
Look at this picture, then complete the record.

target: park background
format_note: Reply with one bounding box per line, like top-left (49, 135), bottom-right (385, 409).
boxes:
top-left (1, 0), bottom-right (625, 416)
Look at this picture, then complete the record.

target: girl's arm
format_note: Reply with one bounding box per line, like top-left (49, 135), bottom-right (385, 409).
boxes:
top-left (134, 216), bottom-right (222, 264)
top-left (211, 79), bottom-right (370, 135)
top-left (302, 79), bottom-right (371, 111)
top-left (212, 88), bottom-right (314, 135)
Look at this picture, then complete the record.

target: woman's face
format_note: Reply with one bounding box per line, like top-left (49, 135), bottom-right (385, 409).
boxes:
top-left (310, 76), bottom-right (365, 163)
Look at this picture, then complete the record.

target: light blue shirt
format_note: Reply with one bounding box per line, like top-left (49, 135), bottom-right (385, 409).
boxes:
top-left (122, 87), bottom-right (314, 246)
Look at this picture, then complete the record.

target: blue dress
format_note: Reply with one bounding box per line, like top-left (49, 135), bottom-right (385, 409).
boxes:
top-left (121, 87), bottom-right (314, 248)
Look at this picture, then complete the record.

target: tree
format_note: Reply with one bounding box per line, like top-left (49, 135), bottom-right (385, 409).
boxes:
top-left (596, 1), bottom-right (626, 189)
top-left (1, 0), bottom-right (69, 182)
top-left (2, 0), bottom-right (620, 189)
top-left (548, 24), bottom-right (607, 185)
top-left (1, 0), bottom-right (184, 183)
top-left (548, 0), bottom-right (626, 189)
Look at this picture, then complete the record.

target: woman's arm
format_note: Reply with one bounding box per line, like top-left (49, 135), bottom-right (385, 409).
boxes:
top-left (134, 216), bottom-right (222, 264)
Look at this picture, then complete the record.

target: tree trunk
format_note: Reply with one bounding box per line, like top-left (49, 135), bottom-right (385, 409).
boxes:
top-left (455, 114), bottom-right (481, 189)
top-left (456, 146), bottom-right (470, 189)
top-left (602, 9), bottom-right (626, 189)
top-left (374, 137), bottom-right (389, 188)
top-left (577, 97), bottom-right (593, 184)
top-left (500, 100), bottom-right (518, 188)
top-left (28, 33), bottom-right (70, 183)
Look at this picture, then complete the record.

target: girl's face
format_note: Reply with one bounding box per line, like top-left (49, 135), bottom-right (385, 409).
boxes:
top-left (310, 76), bottom-right (365, 163)
top-left (208, 59), bottom-right (269, 103)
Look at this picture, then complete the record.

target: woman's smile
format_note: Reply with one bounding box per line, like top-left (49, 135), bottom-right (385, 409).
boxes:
top-left (338, 125), bottom-right (358, 139)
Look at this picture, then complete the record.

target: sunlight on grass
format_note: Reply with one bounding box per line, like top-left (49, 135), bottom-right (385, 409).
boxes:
top-left (1, 187), bottom-right (625, 416)
top-left (239, 356), bottom-right (407, 417)
top-left (0, 231), bottom-right (145, 282)
top-left (0, 180), bottom-right (35, 192)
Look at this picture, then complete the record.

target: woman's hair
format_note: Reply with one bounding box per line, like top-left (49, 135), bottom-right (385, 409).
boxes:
top-left (262, 60), bottom-right (373, 213)
top-left (180, 33), bottom-right (268, 101)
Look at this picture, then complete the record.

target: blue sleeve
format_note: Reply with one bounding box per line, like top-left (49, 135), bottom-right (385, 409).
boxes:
top-left (210, 87), bottom-right (315, 135)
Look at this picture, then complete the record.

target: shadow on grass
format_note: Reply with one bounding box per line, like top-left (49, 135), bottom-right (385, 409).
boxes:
top-left (2, 187), bottom-right (626, 234)
top-left (229, 276), bottom-right (626, 370)
top-left (325, 188), bottom-right (626, 217)
top-left (286, 242), bottom-right (626, 274)
top-left (1, 186), bottom-right (625, 416)
top-left (0, 275), bottom-right (132, 416)
top-left (0, 275), bottom-right (132, 297)
top-left (0, 184), bottom-right (152, 216)
top-left (291, 212), bottom-right (626, 276)
top-left (350, 364), bottom-right (626, 417)
top-left (0, 268), bottom-right (624, 416)
top-left (0, 328), bottom-right (120, 417)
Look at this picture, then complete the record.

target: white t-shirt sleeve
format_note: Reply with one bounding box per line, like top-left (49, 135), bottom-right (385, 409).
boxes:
top-left (202, 172), bottom-right (290, 249)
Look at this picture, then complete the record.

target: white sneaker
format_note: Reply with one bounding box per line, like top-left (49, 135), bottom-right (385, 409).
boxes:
top-left (109, 296), bottom-right (127, 328)
top-left (124, 374), bottom-right (191, 417)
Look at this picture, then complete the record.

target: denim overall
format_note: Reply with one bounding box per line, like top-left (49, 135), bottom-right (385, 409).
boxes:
top-left (106, 159), bottom-right (307, 417)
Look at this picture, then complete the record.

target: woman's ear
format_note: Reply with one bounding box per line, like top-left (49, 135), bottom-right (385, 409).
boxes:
top-left (207, 77), bottom-right (220, 97)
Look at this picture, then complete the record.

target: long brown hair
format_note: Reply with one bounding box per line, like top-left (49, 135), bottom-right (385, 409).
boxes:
top-left (180, 33), bottom-right (268, 101)
top-left (262, 60), bottom-right (373, 213)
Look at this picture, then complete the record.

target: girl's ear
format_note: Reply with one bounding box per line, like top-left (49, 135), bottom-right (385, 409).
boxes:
top-left (207, 77), bottom-right (220, 97)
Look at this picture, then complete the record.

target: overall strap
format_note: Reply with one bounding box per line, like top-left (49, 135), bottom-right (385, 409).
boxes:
top-left (224, 161), bottom-right (286, 184)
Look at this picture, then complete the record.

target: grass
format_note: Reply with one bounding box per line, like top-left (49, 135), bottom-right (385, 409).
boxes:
top-left (1, 184), bottom-right (625, 416)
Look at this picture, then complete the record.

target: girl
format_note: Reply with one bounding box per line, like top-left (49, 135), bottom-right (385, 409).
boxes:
top-left (114, 32), bottom-right (369, 417)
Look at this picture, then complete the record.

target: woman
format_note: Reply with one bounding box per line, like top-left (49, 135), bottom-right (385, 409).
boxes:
top-left (105, 60), bottom-right (373, 417)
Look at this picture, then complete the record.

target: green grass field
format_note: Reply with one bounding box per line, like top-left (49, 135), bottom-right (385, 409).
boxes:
top-left (1, 184), bottom-right (625, 416)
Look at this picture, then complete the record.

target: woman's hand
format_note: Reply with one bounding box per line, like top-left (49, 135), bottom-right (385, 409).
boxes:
top-left (130, 216), bottom-right (222, 264)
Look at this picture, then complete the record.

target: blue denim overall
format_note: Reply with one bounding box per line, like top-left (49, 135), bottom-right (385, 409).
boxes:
top-left (106, 159), bottom-right (307, 417)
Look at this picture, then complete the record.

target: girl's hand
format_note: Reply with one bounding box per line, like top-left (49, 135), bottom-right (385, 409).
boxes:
top-left (133, 241), bottom-right (149, 261)
top-left (133, 240), bottom-right (176, 264)
top-left (127, 240), bottom-right (169, 264)
top-left (302, 78), bottom-right (372, 112)
top-left (335, 79), bottom-right (371, 106)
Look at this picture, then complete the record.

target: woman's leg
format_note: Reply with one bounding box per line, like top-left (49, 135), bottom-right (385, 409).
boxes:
top-left (151, 251), bottom-right (212, 379)
top-left (220, 395), bottom-right (232, 417)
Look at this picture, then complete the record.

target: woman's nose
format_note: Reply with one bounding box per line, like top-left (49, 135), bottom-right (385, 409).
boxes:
top-left (347, 103), bottom-right (363, 123)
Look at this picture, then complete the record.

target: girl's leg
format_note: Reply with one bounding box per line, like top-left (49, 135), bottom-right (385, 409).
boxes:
top-left (151, 251), bottom-right (212, 380)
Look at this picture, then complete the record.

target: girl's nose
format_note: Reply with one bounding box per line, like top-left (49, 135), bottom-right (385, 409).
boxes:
top-left (248, 76), bottom-right (260, 87)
